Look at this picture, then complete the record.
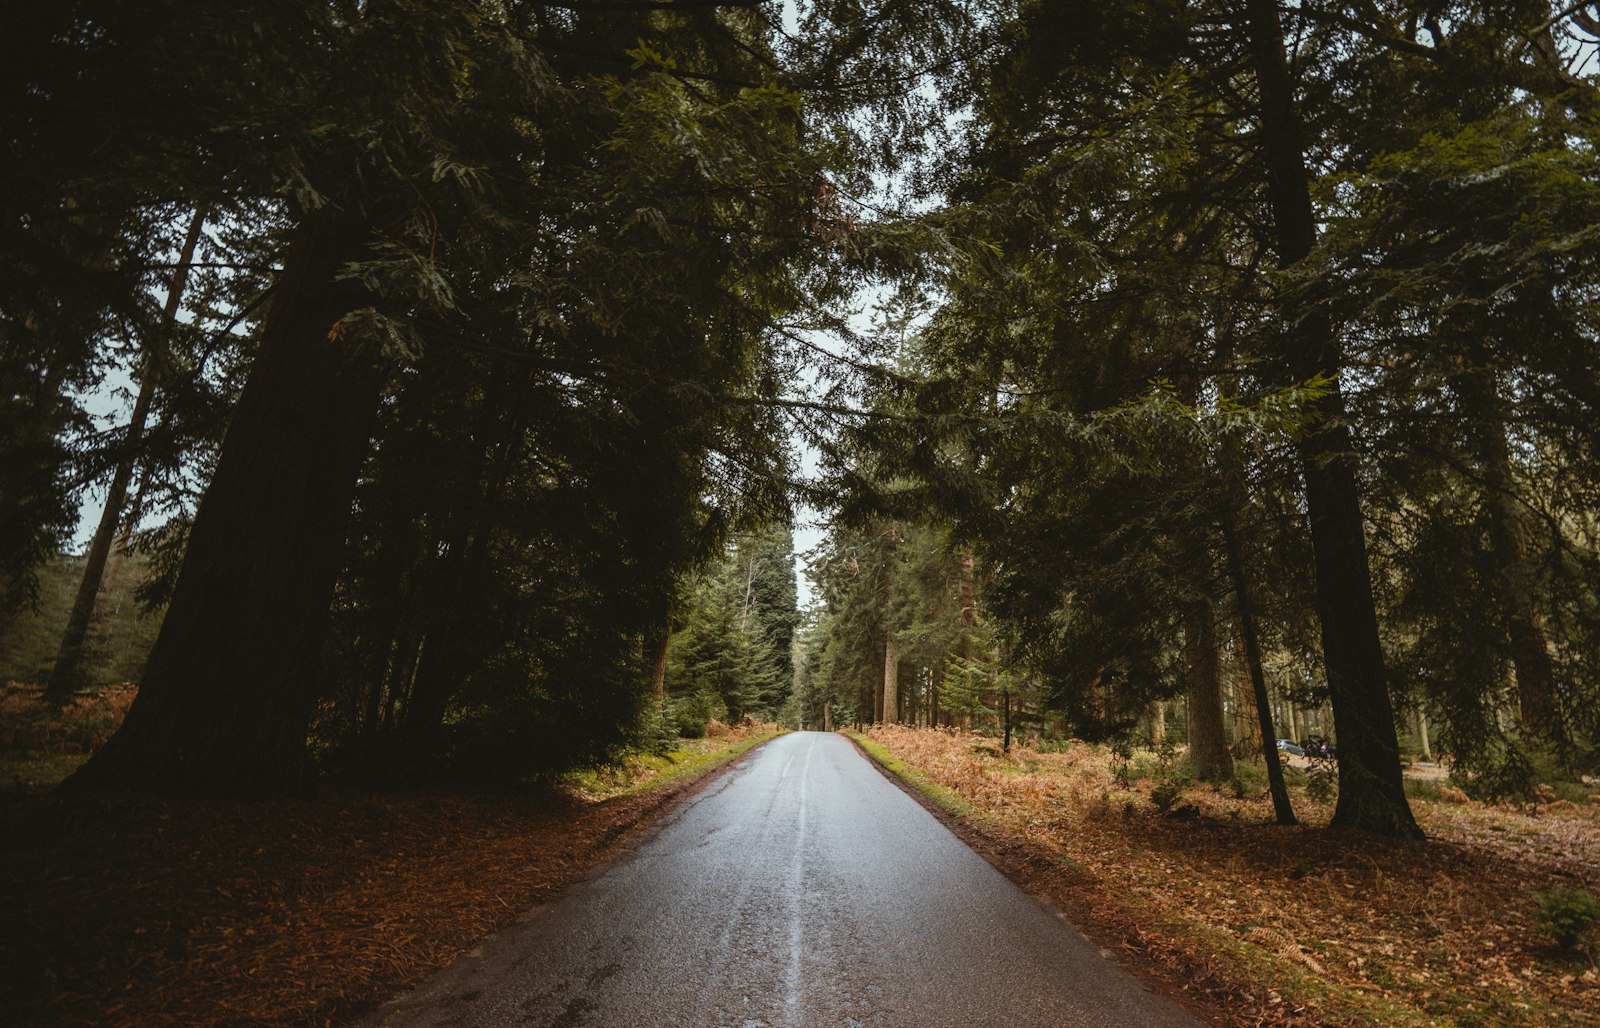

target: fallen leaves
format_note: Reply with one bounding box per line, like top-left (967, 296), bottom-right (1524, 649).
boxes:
top-left (0, 726), bottom-right (776, 1026)
top-left (862, 725), bottom-right (1600, 1027)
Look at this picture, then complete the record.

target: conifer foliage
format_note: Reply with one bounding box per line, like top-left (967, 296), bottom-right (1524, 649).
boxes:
top-left (7, 1), bottom-right (843, 794)
top-left (8, 2), bottom-right (1600, 827)
top-left (800, 1), bottom-right (1600, 836)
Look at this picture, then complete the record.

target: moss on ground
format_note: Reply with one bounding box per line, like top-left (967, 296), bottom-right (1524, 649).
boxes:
top-left (0, 750), bottom-right (88, 793)
top-left (562, 728), bottom-right (784, 800)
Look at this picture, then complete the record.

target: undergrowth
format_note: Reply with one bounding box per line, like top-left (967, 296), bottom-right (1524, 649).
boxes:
top-left (562, 724), bottom-right (783, 801)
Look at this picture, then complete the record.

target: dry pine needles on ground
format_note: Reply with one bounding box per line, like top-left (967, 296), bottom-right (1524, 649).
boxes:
top-left (0, 726), bottom-right (777, 1026)
top-left (861, 725), bottom-right (1600, 1027)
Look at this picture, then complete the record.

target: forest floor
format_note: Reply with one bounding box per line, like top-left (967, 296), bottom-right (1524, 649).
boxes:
top-left (853, 725), bottom-right (1600, 1028)
top-left (0, 680), bottom-right (782, 1026)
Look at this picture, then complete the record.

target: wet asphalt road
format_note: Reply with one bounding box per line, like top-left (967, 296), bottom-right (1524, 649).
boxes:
top-left (366, 731), bottom-right (1202, 1027)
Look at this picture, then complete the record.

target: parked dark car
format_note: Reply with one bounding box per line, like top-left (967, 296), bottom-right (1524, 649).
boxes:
top-left (1300, 736), bottom-right (1337, 759)
top-left (1275, 738), bottom-right (1305, 757)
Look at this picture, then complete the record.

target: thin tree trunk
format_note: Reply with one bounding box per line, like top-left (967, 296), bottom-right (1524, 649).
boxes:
top-left (1244, 0), bottom-right (1420, 836)
top-left (882, 632), bottom-right (898, 725)
top-left (1184, 603), bottom-right (1234, 781)
top-left (1002, 684), bottom-right (1012, 754)
top-left (1222, 512), bottom-right (1296, 824)
top-left (1414, 708), bottom-right (1431, 760)
top-left (382, 634), bottom-right (422, 731)
top-left (95, 467), bottom-right (147, 615)
top-left (1150, 700), bottom-right (1165, 747)
top-left (1230, 622), bottom-right (1263, 757)
top-left (65, 213), bottom-right (382, 797)
top-left (46, 206), bottom-right (208, 700)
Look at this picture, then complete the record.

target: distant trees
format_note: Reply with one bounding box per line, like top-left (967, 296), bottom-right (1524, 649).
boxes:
top-left (663, 530), bottom-right (798, 733)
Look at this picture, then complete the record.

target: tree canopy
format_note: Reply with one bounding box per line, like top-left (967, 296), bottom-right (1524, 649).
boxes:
top-left (6, 1), bottom-right (1600, 837)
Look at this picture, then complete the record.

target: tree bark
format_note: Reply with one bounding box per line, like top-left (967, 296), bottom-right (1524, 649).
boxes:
top-left (1184, 603), bottom-right (1234, 781)
top-left (1002, 684), bottom-right (1012, 754)
top-left (647, 629), bottom-right (670, 701)
top-left (64, 213), bottom-right (382, 797)
top-left (1229, 622), bottom-right (1263, 757)
top-left (1222, 512), bottom-right (1296, 824)
top-left (46, 206), bottom-right (209, 700)
top-left (882, 632), bottom-right (898, 725)
top-left (1244, 0), bottom-right (1420, 836)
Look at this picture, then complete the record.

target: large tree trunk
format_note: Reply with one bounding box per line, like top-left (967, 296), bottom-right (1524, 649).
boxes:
top-left (1244, 0), bottom-right (1420, 837)
top-left (64, 214), bottom-right (381, 797)
top-left (1184, 604), bottom-right (1234, 781)
top-left (46, 206), bottom-right (208, 700)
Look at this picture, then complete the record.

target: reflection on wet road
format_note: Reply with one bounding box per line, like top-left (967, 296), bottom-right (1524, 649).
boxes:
top-left (368, 731), bottom-right (1202, 1027)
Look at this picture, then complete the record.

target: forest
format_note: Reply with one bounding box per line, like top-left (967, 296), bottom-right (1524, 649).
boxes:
top-left (6, 1), bottom-right (1600, 1022)
top-left (8, 0), bottom-right (1597, 822)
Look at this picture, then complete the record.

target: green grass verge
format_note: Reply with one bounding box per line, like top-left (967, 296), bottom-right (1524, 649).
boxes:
top-left (846, 731), bottom-right (978, 819)
top-left (0, 750), bottom-right (89, 793)
top-left (563, 729), bottom-right (785, 801)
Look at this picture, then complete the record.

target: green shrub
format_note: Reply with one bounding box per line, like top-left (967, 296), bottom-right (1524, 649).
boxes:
top-left (636, 701), bottom-right (677, 757)
top-left (667, 690), bottom-right (725, 739)
top-left (1111, 740), bottom-right (1134, 789)
top-left (1404, 778), bottom-right (1444, 803)
top-left (1533, 886), bottom-right (1600, 952)
top-left (1305, 757), bottom-right (1337, 803)
top-left (1454, 745), bottom-right (1539, 805)
top-left (1149, 779), bottom-right (1183, 812)
top-left (1547, 779), bottom-right (1597, 805)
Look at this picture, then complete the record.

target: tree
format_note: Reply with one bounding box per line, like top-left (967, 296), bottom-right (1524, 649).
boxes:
top-left (44, 205), bottom-right (209, 700)
top-left (64, 1), bottom-right (839, 794)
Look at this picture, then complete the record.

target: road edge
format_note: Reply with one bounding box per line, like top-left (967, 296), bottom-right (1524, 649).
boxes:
top-left (843, 730), bottom-right (1291, 1028)
top-left (353, 729), bottom-right (787, 1024)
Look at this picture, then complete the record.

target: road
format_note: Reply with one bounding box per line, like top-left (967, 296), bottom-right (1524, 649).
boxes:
top-left (366, 731), bottom-right (1203, 1027)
